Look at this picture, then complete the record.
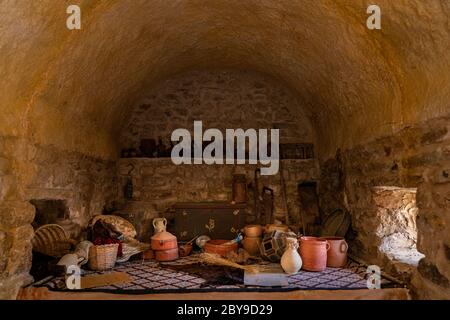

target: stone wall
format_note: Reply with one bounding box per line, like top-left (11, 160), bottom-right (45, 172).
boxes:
top-left (0, 136), bottom-right (35, 299)
top-left (26, 144), bottom-right (118, 239)
top-left (0, 137), bottom-right (117, 299)
top-left (120, 69), bottom-right (315, 152)
top-left (337, 115), bottom-right (450, 298)
top-left (117, 158), bottom-right (319, 240)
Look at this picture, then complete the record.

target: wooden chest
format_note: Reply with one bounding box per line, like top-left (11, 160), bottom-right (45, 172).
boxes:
top-left (170, 202), bottom-right (247, 241)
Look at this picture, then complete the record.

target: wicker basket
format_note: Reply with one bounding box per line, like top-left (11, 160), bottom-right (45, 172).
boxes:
top-left (88, 244), bottom-right (119, 271)
top-left (32, 224), bottom-right (74, 258)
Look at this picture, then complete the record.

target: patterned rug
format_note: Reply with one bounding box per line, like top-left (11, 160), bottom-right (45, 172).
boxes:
top-left (40, 255), bottom-right (399, 293)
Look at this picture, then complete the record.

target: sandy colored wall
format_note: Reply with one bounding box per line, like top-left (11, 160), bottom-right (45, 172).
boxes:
top-left (333, 115), bottom-right (450, 299)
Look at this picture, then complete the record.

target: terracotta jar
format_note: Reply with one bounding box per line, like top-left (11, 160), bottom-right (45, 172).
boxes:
top-left (242, 236), bottom-right (262, 256)
top-left (204, 240), bottom-right (238, 257)
top-left (151, 231), bottom-right (178, 251)
top-left (244, 225), bottom-right (263, 237)
top-left (299, 236), bottom-right (330, 272)
top-left (321, 236), bottom-right (348, 268)
top-left (141, 249), bottom-right (155, 260)
top-left (155, 248), bottom-right (179, 261)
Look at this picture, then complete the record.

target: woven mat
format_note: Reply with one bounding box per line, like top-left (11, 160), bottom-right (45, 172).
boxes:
top-left (40, 254), bottom-right (399, 293)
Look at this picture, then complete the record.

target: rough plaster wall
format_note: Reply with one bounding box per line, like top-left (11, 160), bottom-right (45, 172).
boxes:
top-left (1, 1), bottom-right (449, 158)
top-left (1, 0), bottom-right (450, 299)
top-left (120, 69), bottom-right (315, 151)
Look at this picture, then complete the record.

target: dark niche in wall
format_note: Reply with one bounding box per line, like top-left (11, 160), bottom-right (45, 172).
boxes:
top-left (30, 199), bottom-right (69, 229)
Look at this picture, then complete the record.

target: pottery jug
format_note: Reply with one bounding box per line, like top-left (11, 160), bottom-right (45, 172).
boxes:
top-left (321, 236), bottom-right (348, 267)
top-left (281, 238), bottom-right (302, 274)
top-left (153, 217), bottom-right (167, 234)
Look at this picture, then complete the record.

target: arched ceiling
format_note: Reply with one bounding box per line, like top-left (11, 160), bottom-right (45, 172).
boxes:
top-left (1, 0), bottom-right (449, 159)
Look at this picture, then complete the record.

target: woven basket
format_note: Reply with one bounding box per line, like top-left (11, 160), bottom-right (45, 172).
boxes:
top-left (88, 244), bottom-right (119, 271)
top-left (32, 224), bottom-right (73, 258)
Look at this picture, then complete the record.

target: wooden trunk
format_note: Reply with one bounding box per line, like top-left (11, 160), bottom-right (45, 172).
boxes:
top-left (171, 202), bottom-right (246, 241)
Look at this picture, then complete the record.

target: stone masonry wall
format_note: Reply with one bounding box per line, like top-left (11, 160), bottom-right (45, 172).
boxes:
top-left (0, 136), bottom-right (35, 299)
top-left (117, 158), bottom-right (319, 240)
top-left (0, 137), bottom-right (117, 299)
top-left (338, 115), bottom-right (450, 298)
top-left (26, 144), bottom-right (118, 239)
top-left (120, 69), bottom-right (315, 151)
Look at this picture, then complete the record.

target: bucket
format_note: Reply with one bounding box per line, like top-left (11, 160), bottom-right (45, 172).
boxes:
top-left (320, 236), bottom-right (348, 268)
top-left (299, 236), bottom-right (329, 272)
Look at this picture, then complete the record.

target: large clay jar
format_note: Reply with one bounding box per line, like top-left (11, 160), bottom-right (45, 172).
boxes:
top-left (242, 237), bottom-right (262, 256)
top-left (299, 236), bottom-right (330, 272)
top-left (281, 238), bottom-right (302, 274)
top-left (321, 236), bottom-right (348, 268)
top-left (151, 231), bottom-right (177, 251)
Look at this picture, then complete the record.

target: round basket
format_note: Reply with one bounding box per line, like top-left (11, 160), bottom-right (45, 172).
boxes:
top-left (32, 224), bottom-right (73, 258)
top-left (88, 244), bottom-right (119, 271)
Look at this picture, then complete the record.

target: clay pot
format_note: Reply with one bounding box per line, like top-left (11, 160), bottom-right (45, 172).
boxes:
top-left (299, 236), bottom-right (330, 272)
top-left (178, 243), bottom-right (193, 257)
top-left (242, 236), bottom-right (262, 256)
top-left (204, 240), bottom-right (238, 257)
top-left (151, 231), bottom-right (178, 251)
top-left (265, 224), bottom-right (289, 233)
top-left (244, 225), bottom-right (263, 237)
top-left (155, 248), bottom-right (179, 261)
top-left (321, 236), bottom-right (348, 268)
top-left (141, 249), bottom-right (154, 260)
top-left (281, 238), bottom-right (302, 274)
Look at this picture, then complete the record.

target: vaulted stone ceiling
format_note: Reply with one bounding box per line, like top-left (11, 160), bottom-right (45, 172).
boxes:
top-left (1, 0), bottom-right (449, 159)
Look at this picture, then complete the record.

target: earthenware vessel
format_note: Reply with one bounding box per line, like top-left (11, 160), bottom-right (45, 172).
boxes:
top-left (242, 236), bottom-right (262, 256)
top-left (299, 236), bottom-right (330, 272)
top-left (151, 231), bottom-right (177, 250)
top-left (155, 248), bottom-right (179, 261)
top-left (244, 224), bottom-right (263, 237)
top-left (153, 217), bottom-right (167, 234)
top-left (204, 240), bottom-right (238, 257)
top-left (320, 236), bottom-right (348, 267)
top-left (281, 238), bottom-right (302, 274)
